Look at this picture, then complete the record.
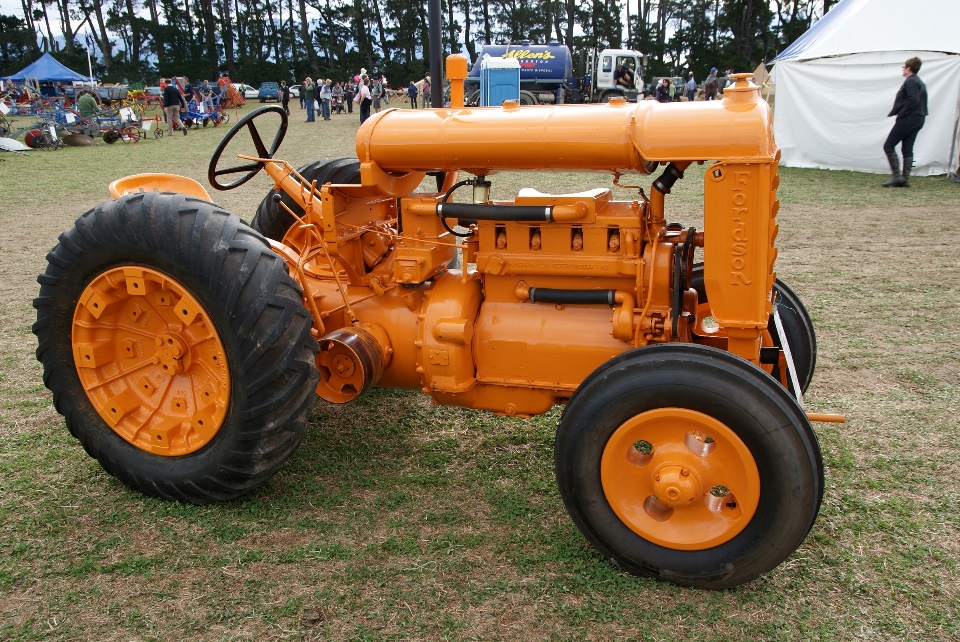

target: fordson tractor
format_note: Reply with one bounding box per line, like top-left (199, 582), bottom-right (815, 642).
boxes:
top-left (34, 60), bottom-right (841, 589)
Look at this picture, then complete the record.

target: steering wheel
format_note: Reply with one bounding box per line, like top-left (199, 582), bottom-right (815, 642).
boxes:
top-left (208, 105), bottom-right (288, 191)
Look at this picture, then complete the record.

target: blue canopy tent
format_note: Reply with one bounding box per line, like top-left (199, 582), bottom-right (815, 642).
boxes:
top-left (1, 53), bottom-right (91, 83)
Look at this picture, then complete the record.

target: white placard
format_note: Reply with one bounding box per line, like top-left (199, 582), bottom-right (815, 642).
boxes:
top-left (48, 125), bottom-right (58, 140)
top-left (119, 107), bottom-right (134, 122)
top-left (0, 101), bottom-right (9, 115)
top-left (65, 112), bottom-right (76, 123)
top-left (142, 119), bottom-right (152, 131)
top-left (198, 103), bottom-right (205, 113)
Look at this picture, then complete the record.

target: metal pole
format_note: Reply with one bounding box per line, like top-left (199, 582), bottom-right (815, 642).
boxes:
top-left (428, 0), bottom-right (442, 107)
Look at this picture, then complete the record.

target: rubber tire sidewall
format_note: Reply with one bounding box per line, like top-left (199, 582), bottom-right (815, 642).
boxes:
top-left (34, 192), bottom-right (319, 503)
top-left (690, 264), bottom-right (817, 393)
top-left (250, 157), bottom-right (361, 241)
top-left (555, 343), bottom-right (823, 589)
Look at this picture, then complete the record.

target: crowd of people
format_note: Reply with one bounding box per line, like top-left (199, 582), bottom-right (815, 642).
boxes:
top-left (296, 69), bottom-right (434, 124)
top-left (648, 67), bottom-right (738, 103)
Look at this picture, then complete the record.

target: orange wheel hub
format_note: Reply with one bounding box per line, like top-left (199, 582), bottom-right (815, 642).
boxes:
top-left (72, 266), bottom-right (230, 456)
top-left (600, 408), bottom-right (760, 550)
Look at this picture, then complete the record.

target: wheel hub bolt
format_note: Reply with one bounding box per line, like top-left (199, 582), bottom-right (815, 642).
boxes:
top-left (333, 354), bottom-right (355, 377)
top-left (652, 464), bottom-right (700, 508)
top-left (153, 333), bottom-right (186, 375)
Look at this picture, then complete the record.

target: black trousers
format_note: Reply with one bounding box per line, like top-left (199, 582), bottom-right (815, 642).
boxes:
top-left (883, 117), bottom-right (924, 156)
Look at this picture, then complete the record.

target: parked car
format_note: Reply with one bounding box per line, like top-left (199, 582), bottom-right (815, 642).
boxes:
top-left (258, 81), bottom-right (280, 102)
top-left (144, 86), bottom-right (162, 97)
top-left (231, 83), bottom-right (258, 99)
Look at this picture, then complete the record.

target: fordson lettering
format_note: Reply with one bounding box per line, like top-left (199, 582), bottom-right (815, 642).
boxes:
top-left (731, 171), bottom-right (751, 285)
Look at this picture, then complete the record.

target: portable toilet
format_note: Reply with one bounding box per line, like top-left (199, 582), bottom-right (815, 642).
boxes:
top-left (479, 56), bottom-right (520, 106)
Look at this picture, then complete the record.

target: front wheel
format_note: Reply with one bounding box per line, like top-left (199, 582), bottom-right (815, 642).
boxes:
top-left (690, 264), bottom-right (816, 394)
top-left (33, 193), bottom-right (320, 503)
top-left (555, 344), bottom-right (823, 589)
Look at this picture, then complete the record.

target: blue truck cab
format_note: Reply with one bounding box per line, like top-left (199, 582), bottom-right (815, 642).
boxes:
top-left (258, 82), bottom-right (280, 103)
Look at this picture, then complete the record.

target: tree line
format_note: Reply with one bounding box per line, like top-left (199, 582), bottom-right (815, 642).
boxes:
top-left (0, 0), bottom-right (837, 87)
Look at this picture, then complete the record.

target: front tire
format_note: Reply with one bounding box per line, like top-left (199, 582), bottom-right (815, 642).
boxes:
top-left (690, 264), bottom-right (817, 393)
top-left (34, 193), bottom-right (320, 503)
top-left (555, 344), bottom-right (823, 589)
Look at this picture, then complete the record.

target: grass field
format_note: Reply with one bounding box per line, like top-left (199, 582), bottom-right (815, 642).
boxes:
top-left (1, 101), bottom-right (959, 641)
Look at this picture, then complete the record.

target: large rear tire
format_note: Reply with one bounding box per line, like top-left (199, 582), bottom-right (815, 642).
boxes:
top-left (555, 343), bottom-right (823, 589)
top-left (690, 264), bottom-right (817, 394)
top-left (33, 192), bottom-right (320, 503)
top-left (250, 157), bottom-right (361, 241)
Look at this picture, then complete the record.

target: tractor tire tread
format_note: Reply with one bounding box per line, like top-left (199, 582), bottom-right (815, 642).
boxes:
top-left (33, 192), bottom-right (319, 504)
top-left (555, 343), bottom-right (823, 589)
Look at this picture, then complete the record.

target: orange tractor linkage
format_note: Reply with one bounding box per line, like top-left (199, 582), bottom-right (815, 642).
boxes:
top-left (34, 59), bottom-right (841, 589)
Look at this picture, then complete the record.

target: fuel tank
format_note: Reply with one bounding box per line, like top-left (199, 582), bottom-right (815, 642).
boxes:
top-left (355, 82), bottom-right (776, 176)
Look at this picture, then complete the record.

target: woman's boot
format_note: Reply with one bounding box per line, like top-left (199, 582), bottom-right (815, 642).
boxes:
top-left (882, 152), bottom-right (906, 187)
top-left (901, 155), bottom-right (913, 187)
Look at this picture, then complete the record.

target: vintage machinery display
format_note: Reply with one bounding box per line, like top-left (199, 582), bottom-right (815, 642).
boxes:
top-left (34, 64), bottom-right (843, 589)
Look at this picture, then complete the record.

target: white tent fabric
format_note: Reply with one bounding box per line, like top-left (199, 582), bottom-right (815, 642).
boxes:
top-left (771, 0), bottom-right (960, 176)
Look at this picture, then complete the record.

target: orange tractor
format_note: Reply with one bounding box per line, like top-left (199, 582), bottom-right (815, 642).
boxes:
top-left (34, 60), bottom-right (841, 589)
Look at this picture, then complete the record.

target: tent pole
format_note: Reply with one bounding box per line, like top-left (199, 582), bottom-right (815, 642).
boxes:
top-left (949, 80), bottom-right (960, 177)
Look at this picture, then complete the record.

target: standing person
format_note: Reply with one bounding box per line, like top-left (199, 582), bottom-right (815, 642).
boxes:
top-left (381, 75), bottom-right (389, 104)
top-left (422, 77), bottom-right (431, 108)
top-left (298, 82), bottom-right (304, 109)
top-left (280, 80), bottom-right (290, 115)
top-left (655, 78), bottom-right (672, 103)
top-left (685, 72), bottom-right (696, 101)
top-left (372, 78), bottom-right (382, 113)
top-left (408, 81), bottom-right (418, 109)
top-left (162, 80), bottom-right (187, 136)
top-left (345, 79), bottom-right (355, 114)
top-left (200, 80), bottom-right (214, 113)
top-left (704, 68), bottom-right (719, 100)
top-left (319, 79), bottom-right (332, 120)
top-left (359, 77), bottom-right (372, 123)
top-left (882, 57), bottom-right (928, 188)
top-left (302, 77), bottom-right (316, 122)
top-left (668, 78), bottom-right (676, 101)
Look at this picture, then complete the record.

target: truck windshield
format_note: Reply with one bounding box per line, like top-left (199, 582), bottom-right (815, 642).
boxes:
top-left (616, 58), bottom-right (637, 88)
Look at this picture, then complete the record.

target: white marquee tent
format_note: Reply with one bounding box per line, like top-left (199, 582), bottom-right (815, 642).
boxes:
top-left (770, 0), bottom-right (960, 176)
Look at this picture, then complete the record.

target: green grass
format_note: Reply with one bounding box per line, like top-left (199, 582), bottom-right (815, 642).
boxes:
top-left (0, 102), bottom-right (959, 640)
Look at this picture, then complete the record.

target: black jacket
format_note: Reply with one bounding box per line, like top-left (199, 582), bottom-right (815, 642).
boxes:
top-left (162, 84), bottom-right (186, 109)
top-left (888, 74), bottom-right (928, 121)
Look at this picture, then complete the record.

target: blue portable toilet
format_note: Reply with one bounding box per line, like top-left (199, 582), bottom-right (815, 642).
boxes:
top-left (479, 56), bottom-right (520, 106)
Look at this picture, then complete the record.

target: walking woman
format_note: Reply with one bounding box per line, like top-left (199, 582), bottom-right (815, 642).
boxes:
top-left (882, 57), bottom-right (928, 187)
top-left (359, 77), bottom-right (372, 124)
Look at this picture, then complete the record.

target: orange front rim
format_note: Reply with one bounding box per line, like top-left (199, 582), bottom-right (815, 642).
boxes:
top-left (600, 408), bottom-right (760, 550)
top-left (72, 266), bottom-right (230, 456)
